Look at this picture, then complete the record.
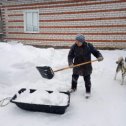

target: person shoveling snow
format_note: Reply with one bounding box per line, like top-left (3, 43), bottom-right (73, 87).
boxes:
top-left (68, 34), bottom-right (104, 98)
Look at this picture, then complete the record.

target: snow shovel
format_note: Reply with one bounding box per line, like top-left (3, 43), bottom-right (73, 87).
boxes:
top-left (36, 59), bottom-right (98, 79)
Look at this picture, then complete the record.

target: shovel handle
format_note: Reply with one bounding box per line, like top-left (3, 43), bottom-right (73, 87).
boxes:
top-left (54, 59), bottom-right (98, 73)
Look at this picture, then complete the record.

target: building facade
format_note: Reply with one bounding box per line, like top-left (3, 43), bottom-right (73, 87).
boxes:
top-left (0, 0), bottom-right (126, 48)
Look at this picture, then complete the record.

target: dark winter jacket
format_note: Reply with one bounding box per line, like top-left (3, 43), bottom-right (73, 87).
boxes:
top-left (68, 42), bottom-right (103, 76)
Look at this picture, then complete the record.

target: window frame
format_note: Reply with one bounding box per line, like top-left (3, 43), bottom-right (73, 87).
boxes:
top-left (24, 9), bottom-right (39, 33)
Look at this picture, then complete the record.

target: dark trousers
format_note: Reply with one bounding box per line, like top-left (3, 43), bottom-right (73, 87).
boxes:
top-left (71, 74), bottom-right (91, 93)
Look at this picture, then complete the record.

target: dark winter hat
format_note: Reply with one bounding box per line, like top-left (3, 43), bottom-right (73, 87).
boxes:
top-left (75, 34), bottom-right (85, 43)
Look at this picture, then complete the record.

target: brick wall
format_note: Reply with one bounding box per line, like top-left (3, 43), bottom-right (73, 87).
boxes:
top-left (1, 0), bottom-right (126, 48)
top-left (0, 4), bottom-right (4, 41)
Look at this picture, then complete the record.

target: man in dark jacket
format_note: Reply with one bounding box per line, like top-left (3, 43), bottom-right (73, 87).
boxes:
top-left (68, 34), bottom-right (103, 98)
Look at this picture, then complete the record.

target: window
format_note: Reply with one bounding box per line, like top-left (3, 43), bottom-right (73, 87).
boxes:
top-left (24, 10), bottom-right (39, 33)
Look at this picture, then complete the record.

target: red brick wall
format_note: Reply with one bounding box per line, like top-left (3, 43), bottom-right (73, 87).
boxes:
top-left (1, 0), bottom-right (126, 48)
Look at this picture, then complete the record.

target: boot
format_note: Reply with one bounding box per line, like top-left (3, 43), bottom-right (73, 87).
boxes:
top-left (85, 92), bottom-right (91, 99)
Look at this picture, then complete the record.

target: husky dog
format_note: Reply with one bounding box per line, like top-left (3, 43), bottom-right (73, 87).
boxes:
top-left (114, 57), bottom-right (126, 85)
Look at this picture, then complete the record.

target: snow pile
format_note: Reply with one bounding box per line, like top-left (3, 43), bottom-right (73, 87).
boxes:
top-left (14, 89), bottom-right (69, 106)
top-left (0, 42), bottom-right (55, 86)
top-left (0, 42), bottom-right (126, 126)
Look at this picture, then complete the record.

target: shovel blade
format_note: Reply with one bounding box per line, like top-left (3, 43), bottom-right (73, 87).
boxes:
top-left (36, 66), bottom-right (54, 79)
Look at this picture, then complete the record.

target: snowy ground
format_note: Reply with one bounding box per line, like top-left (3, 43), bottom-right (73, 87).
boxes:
top-left (0, 42), bottom-right (126, 126)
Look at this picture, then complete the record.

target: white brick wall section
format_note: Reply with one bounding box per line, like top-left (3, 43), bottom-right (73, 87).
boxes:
top-left (7, 34), bottom-right (126, 41)
top-left (7, 19), bottom-right (126, 29)
top-left (7, 10), bottom-right (23, 15)
top-left (6, 1), bottom-right (126, 14)
top-left (39, 27), bottom-right (126, 33)
top-left (40, 11), bottom-right (126, 20)
top-left (8, 22), bottom-right (23, 26)
top-left (8, 13), bottom-right (126, 21)
top-left (7, 19), bottom-right (126, 27)
top-left (38, 2), bottom-right (126, 13)
top-left (6, 27), bottom-right (126, 33)
top-left (40, 20), bottom-right (126, 26)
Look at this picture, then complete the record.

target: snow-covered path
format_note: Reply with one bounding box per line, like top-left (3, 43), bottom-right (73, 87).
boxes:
top-left (0, 42), bottom-right (126, 126)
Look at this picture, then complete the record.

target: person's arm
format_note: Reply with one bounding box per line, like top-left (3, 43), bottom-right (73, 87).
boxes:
top-left (88, 43), bottom-right (103, 61)
top-left (68, 45), bottom-right (75, 66)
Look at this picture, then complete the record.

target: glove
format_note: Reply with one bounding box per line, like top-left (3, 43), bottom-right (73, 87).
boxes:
top-left (97, 57), bottom-right (103, 62)
top-left (69, 63), bottom-right (73, 68)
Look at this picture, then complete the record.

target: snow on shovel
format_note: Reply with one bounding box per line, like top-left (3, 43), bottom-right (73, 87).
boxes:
top-left (36, 59), bottom-right (98, 79)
